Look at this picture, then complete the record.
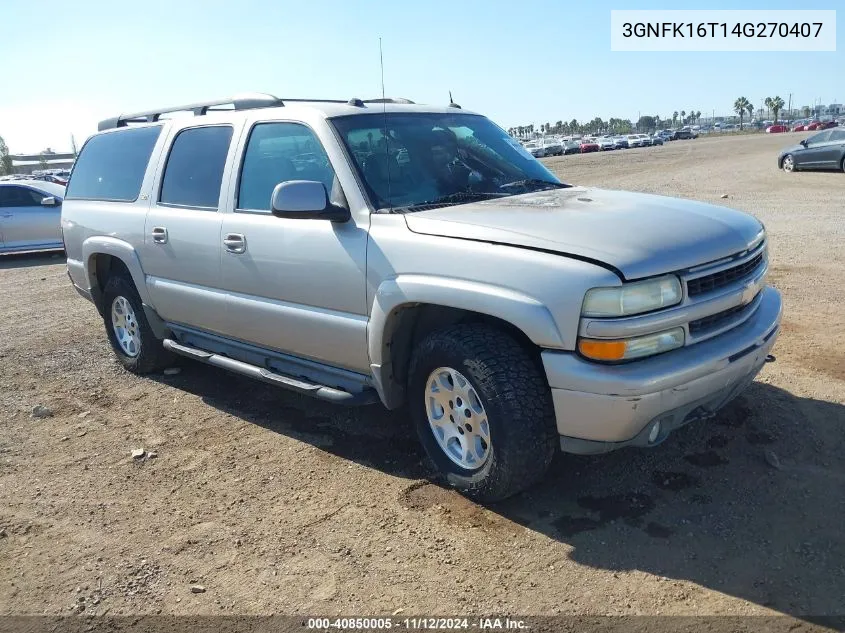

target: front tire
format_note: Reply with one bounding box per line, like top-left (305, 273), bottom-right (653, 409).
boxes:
top-left (782, 154), bottom-right (795, 173)
top-left (408, 324), bottom-right (557, 502)
top-left (102, 274), bottom-right (172, 374)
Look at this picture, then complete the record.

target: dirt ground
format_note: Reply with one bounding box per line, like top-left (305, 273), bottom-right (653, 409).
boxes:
top-left (1, 133), bottom-right (843, 622)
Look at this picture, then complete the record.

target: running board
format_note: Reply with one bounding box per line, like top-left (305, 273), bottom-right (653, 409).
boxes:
top-left (162, 339), bottom-right (379, 406)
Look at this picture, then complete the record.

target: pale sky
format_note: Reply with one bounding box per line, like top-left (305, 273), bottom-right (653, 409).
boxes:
top-left (1, 0), bottom-right (841, 154)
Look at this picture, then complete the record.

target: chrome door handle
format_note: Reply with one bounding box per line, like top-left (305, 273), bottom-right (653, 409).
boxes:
top-left (223, 233), bottom-right (246, 254)
top-left (151, 226), bottom-right (168, 244)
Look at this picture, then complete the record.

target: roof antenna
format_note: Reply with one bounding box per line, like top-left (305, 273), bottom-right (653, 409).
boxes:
top-left (379, 37), bottom-right (393, 211)
top-left (448, 90), bottom-right (461, 109)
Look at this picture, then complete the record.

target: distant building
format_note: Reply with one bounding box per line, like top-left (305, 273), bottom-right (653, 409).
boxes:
top-left (10, 149), bottom-right (75, 175)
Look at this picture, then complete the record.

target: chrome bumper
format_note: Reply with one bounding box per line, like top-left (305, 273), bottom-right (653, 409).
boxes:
top-left (542, 286), bottom-right (782, 454)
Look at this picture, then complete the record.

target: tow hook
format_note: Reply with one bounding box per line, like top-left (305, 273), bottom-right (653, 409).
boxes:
top-left (765, 354), bottom-right (776, 363)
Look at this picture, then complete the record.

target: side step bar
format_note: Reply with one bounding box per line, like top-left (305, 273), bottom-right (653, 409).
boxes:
top-left (162, 339), bottom-right (379, 406)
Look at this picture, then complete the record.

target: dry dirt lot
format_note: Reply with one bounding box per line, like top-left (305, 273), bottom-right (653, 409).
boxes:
top-left (0, 133), bottom-right (843, 623)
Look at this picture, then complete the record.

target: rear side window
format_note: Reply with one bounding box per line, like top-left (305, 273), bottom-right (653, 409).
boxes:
top-left (828, 129), bottom-right (845, 142)
top-left (160, 126), bottom-right (233, 208)
top-left (66, 126), bottom-right (161, 201)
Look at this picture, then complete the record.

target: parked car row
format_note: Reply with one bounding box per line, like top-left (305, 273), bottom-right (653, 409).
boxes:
top-left (519, 126), bottom-right (699, 157)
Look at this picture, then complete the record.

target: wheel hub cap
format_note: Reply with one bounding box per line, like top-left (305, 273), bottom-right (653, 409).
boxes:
top-left (425, 367), bottom-right (491, 469)
top-left (111, 296), bottom-right (141, 357)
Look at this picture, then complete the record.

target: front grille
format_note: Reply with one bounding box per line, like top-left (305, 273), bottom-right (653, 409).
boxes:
top-left (687, 252), bottom-right (764, 297)
top-left (688, 303), bottom-right (749, 335)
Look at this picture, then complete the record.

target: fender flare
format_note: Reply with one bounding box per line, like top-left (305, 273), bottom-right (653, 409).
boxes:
top-left (367, 275), bottom-right (566, 408)
top-left (81, 236), bottom-right (169, 339)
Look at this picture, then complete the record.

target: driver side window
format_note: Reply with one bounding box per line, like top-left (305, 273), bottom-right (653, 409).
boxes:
top-left (237, 122), bottom-right (336, 212)
top-left (807, 130), bottom-right (832, 145)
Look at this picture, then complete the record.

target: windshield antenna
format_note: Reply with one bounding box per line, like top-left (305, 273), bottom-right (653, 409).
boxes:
top-left (379, 37), bottom-right (392, 210)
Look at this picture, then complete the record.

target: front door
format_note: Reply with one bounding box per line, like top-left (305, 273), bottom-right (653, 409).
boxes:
top-left (141, 124), bottom-right (236, 335)
top-left (798, 130), bottom-right (833, 168)
top-left (219, 121), bottom-right (369, 372)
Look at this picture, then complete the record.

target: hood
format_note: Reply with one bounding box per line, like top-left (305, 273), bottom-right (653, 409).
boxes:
top-left (404, 187), bottom-right (764, 280)
top-left (780, 144), bottom-right (804, 155)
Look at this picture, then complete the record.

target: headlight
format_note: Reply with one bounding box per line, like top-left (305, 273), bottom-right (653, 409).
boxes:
top-left (578, 327), bottom-right (685, 362)
top-left (582, 276), bottom-right (682, 317)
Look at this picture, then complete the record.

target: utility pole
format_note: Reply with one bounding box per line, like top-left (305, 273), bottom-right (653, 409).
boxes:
top-left (787, 93), bottom-right (792, 124)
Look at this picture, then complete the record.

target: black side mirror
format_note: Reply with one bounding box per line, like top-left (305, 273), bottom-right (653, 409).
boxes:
top-left (800, 139), bottom-right (808, 147)
top-left (270, 180), bottom-right (350, 222)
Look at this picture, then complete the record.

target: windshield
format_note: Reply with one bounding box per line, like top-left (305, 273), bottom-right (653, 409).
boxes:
top-left (332, 113), bottom-right (566, 211)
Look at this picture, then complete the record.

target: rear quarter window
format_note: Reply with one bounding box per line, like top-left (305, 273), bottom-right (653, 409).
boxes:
top-left (66, 126), bottom-right (162, 202)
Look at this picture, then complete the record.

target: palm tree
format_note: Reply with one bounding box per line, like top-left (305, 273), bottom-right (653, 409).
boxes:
top-left (770, 96), bottom-right (785, 124)
top-left (695, 110), bottom-right (701, 125)
top-left (680, 110), bottom-right (686, 125)
top-left (764, 97), bottom-right (773, 120)
top-left (555, 120), bottom-right (563, 134)
top-left (746, 102), bottom-right (754, 123)
top-left (734, 97), bottom-right (751, 130)
top-left (672, 111), bottom-right (678, 127)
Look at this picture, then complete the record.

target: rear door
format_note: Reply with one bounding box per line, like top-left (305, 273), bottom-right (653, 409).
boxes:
top-left (0, 185), bottom-right (62, 251)
top-left (141, 123), bottom-right (239, 335)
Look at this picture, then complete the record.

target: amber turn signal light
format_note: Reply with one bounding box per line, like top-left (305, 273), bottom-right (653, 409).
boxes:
top-left (578, 338), bottom-right (627, 361)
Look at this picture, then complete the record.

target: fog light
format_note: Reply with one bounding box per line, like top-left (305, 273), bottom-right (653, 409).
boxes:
top-left (648, 421), bottom-right (661, 444)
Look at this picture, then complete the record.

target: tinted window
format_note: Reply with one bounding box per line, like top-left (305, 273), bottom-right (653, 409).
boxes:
top-left (827, 129), bottom-right (845, 142)
top-left (332, 113), bottom-right (562, 211)
top-left (0, 186), bottom-right (44, 207)
top-left (237, 123), bottom-right (335, 212)
top-left (807, 130), bottom-right (832, 144)
top-left (66, 126), bottom-right (161, 201)
top-left (160, 126), bottom-right (233, 208)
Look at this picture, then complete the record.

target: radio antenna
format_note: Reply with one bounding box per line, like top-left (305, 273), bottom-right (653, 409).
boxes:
top-left (379, 37), bottom-right (392, 211)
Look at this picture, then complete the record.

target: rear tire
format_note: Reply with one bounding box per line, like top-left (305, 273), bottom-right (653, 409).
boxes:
top-left (408, 324), bottom-right (558, 503)
top-left (102, 274), bottom-right (172, 374)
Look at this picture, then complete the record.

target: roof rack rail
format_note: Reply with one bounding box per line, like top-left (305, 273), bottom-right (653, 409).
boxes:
top-left (98, 92), bottom-right (285, 131)
top-left (98, 94), bottom-right (418, 130)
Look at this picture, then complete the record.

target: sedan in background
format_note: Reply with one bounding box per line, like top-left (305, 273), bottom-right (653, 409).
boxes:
top-left (766, 124), bottom-right (789, 133)
top-left (579, 139), bottom-right (599, 153)
top-left (561, 139), bottom-right (582, 154)
top-left (542, 137), bottom-right (563, 156)
top-left (597, 136), bottom-right (616, 150)
top-left (650, 134), bottom-right (665, 145)
top-left (613, 136), bottom-right (629, 149)
top-left (778, 128), bottom-right (845, 173)
top-left (0, 180), bottom-right (66, 254)
top-left (524, 141), bottom-right (545, 158)
top-left (625, 134), bottom-right (644, 148)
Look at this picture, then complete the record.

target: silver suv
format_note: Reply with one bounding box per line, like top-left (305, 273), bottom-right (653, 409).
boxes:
top-left (62, 93), bottom-right (782, 501)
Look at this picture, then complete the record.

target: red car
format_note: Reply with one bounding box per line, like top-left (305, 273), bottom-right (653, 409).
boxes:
top-left (819, 120), bottom-right (840, 130)
top-left (766, 125), bottom-right (789, 133)
top-left (805, 120), bottom-right (823, 131)
top-left (580, 140), bottom-right (599, 153)
top-left (792, 123), bottom-right (806, 132)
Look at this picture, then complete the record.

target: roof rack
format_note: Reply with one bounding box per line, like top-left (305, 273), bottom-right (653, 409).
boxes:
top-left (99, 93), bottom-right (418, 130)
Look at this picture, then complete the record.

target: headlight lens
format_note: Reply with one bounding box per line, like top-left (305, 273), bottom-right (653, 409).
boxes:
top-left (578, 327), bottom-right (685, 362)
top-left (582, 276), bottom-right (682, 317)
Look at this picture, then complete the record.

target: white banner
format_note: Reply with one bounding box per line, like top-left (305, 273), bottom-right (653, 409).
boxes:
top-left (610, 10), bottom-right (836, 52)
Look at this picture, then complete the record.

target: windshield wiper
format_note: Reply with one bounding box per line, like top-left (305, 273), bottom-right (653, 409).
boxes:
top-left (499, 179), bottom-right (571, 192)
top-left (389, 190), bottom-right (507, 213)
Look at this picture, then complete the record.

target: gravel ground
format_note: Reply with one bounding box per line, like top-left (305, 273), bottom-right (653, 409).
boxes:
top-left (0, 132), bottom-right (843, 622)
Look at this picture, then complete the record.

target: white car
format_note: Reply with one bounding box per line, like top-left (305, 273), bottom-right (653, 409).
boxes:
top-left (597, 136), bottom-right (616, 151)
top-left (626, 134), bottom-right (644, 148)
top-left (637, 134), bottom-right (653, 147)
top-left (524, 141), bottom-right (545, 158)
top-left (542, 137), bottom-right (563, 156)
